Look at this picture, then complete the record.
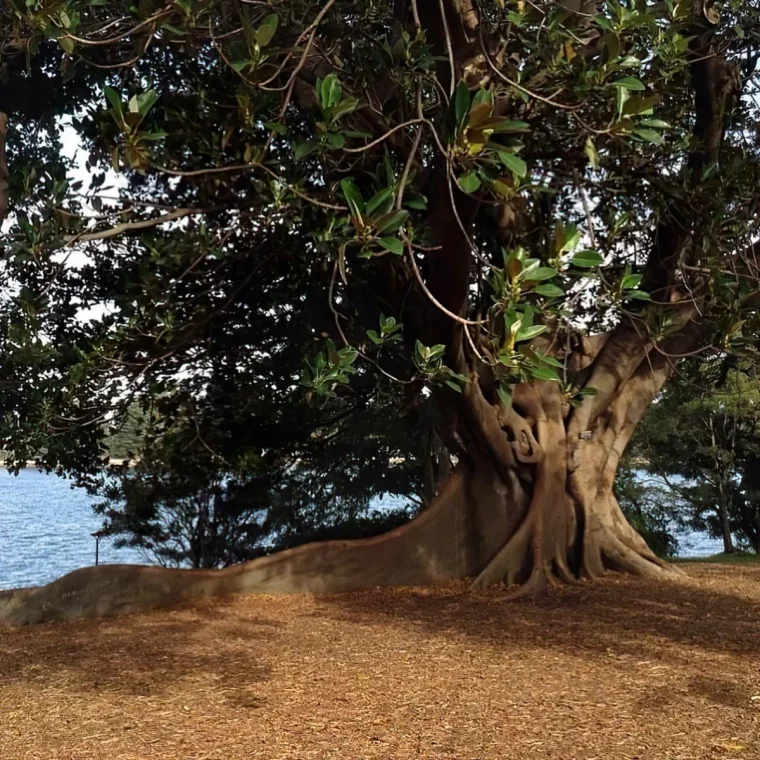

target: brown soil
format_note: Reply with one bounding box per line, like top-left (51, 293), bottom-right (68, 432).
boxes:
top-left (1, 563), bottom-right (759, 760)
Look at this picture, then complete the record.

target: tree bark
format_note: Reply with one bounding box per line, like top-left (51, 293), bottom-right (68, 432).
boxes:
top-left (0, 340), bottom-right (684, 627)
top-left (717, 498), bottom-right (734, 554)
top-left (0, 0), bottom-right (708, 626)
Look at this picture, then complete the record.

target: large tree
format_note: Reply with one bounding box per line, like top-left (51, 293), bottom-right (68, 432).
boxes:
top-left (634, 361), bottom-right (760, 554)
top-left (1, 0), bottom-right (760, 623)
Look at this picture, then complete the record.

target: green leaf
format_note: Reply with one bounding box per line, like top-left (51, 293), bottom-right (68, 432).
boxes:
top-left (638, 118), bottom-right (670, 129)
top-left (560, 223), bottom-right (581, 253)
top-left (634, 128), bottom-right (663, 144)
top-left (532, 283), bottom-right (565, 298)
top-left (404, 194), bottom-right (427, 210)
top-left (338, 346), bottom-right (358, 365)
top-left (59, 36), bottom-right (75, 54)
top-left (535, 353), bottom-right (565, 368)
top-left (104, 86), bottom-right (123, 115)
top-left (523, 267), bottom-right (557, 281)
top-left (613, 77), bottom-right (646, 91)
top-left (621, 273), bottom-right (643, 289)
top-left (367, 330), bottom-right (382, 345)
top-left (255, 13), bottom-right (278, 47)
top-left (471, 88), bottom-right (493, 108)
top-left (622, 95), bottom-right (658, 116)
top-left (584, 136), bottom-right (599, 169)
top-left (444, 379), bottom-right (464, 393)
top-left (616, 85), bottom-right (630, 117)
top-left (381, 315), bottom-right (400, 333)
top-left (263, 121), bottom-right (288, 135)
top-left (458, 171), bottom-right (482, 194)
top-left (230, 59), bottom-right (252, 72)
top-left (378, 236), bottom-right (404, 255)
top-left (294, 139), bottom-right (316, 160)
top-left (529, 365), bottom-right (562, 382)
top-left (340, 179), bottom-right (365, 217)
top-left (160, 23), bottom-right (186, 35)
top-left (330, 98), bottom-right (358, 121)
top-left (326, 132), bottom-right (345, 148)
top-left (498, 152), bottom-right (527, 179)
top-left (366, 187), bottom-right (395, 217)
top-left (375, 210), bottom-right (408, 234)
top-left (497, 383), bottom-right (513, 409)
top-left (515, 324), bottom-right (547, 343)
top-left (135, 89), bottom-right (158, 117)
top-left (619, 55), bottom-right (641, 68)
top-left (428, 344), bottom-right (446, 361)
top-left (628, 289), bottom-right (652, 301)
top-left (454, 81), bottom-right (470, 130)
top-left (489, 120), bottom-right (530, 133)
top-left (320, 74), bottom-right (342, 110)
top-left (595, 14), bottom-right (614, 31)
top-left (571, 249), bottom-right (603, 268)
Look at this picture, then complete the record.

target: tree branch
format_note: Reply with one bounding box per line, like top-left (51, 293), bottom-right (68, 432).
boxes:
top-left (0, 113), bottom-right (8, 225)
top-left (65, 207), bottom-right (214, 244)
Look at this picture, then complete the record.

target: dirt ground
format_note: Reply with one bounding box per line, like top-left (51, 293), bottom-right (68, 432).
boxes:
top-left (1, 563), bottom-right (759, 760)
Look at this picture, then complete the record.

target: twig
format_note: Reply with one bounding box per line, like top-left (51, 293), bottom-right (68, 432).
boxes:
top-left (438, 0), bottom-right (457, 97)
top-left (405, 239), bottom-right (480, 326)
top-left (62, 8), bottom-right (173, 46)
top-left (343, 119), bottom-right (424, 154)
top-left (65, 207), bottom-right (213, 244)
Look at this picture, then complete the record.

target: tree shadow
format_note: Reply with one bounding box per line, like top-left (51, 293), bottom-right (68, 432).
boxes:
top-left (0, 596), bottom-right (276, 698)
top-left (319, 566), bottom-right (760, 666)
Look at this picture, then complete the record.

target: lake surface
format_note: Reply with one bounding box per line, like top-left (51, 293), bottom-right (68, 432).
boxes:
top-left (0, 469), bottom-right (724, 590)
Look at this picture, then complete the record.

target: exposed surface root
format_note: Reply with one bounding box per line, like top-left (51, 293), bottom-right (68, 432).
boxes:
top-left (470, 517), bottom-right (532, 590)
top-left (0, 468), bottom-right (515, 627)
top-left (0, 452), bottom-right (683, 624)
top-left (495, 565), bottom-right (549, 601)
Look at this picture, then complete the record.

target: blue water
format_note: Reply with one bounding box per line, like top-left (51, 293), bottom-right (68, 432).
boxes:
top-left (0, 469), bottom-right (724, 591)
top-left (0, 470), bottom-right (143, 590)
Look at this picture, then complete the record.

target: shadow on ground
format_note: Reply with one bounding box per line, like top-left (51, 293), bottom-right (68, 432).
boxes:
top-left (319, 564), bottom-right (760, 664)
top-left (1, 564), bottom-right (758, 704)
top-left (0, 595), bottom-right (274, 696)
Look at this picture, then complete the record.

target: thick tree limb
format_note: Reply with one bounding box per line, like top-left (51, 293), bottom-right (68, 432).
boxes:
top-left (643, 3), bottom-right (732, 294)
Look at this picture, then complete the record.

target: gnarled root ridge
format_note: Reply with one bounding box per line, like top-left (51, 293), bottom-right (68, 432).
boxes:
top-left (0, 466), bottom-right (681, 627)
top-left (471, 484), bottom-right (682, 598)
top-left (0, 468), bottom-right (510, 626)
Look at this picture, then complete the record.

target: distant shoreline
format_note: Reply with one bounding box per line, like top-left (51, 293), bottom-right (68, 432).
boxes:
top-left (0, 459), bottom-right (130, 469)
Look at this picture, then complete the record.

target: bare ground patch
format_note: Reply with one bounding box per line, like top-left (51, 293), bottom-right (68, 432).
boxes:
top-left (1, 563), bottom-right (759, 759)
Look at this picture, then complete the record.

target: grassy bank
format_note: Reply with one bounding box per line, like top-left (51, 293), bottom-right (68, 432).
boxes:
top-left (674, 552), bottom-right (760, 565)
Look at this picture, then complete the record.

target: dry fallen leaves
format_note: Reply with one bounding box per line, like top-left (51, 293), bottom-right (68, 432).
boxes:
top-left (1, 562), bottom-right (759, 759)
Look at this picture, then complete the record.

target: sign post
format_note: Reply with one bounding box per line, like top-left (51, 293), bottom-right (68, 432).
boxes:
top-left (91, 529), bottom-right (106, 566)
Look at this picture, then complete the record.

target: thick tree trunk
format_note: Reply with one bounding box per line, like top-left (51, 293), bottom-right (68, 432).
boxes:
top-left (0, 343), bottom-right (683, 627)
top-left (718, 501), bottom-right (734, 554)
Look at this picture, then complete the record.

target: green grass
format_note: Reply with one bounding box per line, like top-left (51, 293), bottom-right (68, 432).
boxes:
top-left (673, 552), bottom-right (760, 565)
